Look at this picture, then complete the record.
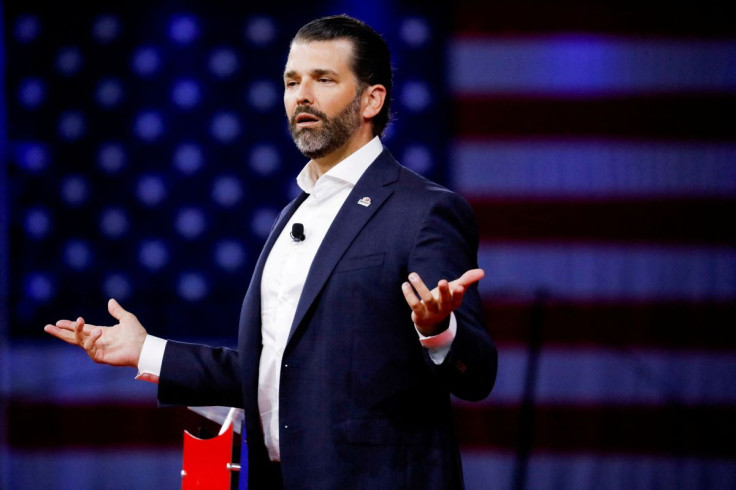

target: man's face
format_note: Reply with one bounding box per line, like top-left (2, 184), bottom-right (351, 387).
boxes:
top-left (283, 39), bottom-right (364, 159)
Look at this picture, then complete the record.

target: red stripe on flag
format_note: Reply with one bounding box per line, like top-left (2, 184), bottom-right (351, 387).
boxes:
top-left (453, 403), bottom-right (736, 457)
top-left (7, 402), bottom-right (219, 449)
top-left (452, 2), bottom-right (734, 38)
top-left (453, 96), bottom-right (736, 140)
top-left (470, 198), bottom-right (736, 245)
top-left (483, 300), bottom-right (736, 350)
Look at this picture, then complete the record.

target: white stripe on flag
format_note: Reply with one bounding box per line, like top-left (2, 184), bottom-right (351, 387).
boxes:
top-left (452, 140), bottom-right (736, 198)
top-left (477, 244), bottom-right (736, 301)
top-left (459, 347), bottom-right (736, 406)
top-left (6, 343), bottom-right (157, 402)
top-left (449, 37), bottom-right (736, 95)
top-left (9, 449), bottom-right (182, 489)
top-left (461, 450), bottom-right (736, 490)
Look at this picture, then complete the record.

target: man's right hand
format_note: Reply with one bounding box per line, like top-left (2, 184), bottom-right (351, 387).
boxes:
top-left (44, 298), bottom-right (147, 368)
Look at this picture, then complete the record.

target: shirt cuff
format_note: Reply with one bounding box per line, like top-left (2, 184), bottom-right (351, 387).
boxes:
top-left (135, 334), bottom-right (167, 383)
top-left (416, 312), bottom-right (457, 365)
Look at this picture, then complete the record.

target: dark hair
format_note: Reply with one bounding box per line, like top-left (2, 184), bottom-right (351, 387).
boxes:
top-left (293, 14), bottom-right (393, 136)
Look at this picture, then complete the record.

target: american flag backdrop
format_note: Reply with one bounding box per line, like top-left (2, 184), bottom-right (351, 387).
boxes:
top-left (1, 2), bottom-right (735, 489)
top-left (449, 3), bottom-right (736, 489)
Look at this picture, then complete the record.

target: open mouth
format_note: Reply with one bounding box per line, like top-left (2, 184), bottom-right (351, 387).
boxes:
top-left (294, 112), bottom-right (321, 127)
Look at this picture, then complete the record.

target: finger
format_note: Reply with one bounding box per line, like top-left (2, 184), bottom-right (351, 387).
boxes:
top-left (84, 328), bottom-right (102, 352)
top-left (449, 268), bottom-right (485, 289)
top-left (55, 320), bottom-right (97, 335)
top-left (450, 284), bottom-right (466, 310)
top-left (44, 324), bottom-right (81, 345)
top-left (436, 279), bottom-right (452, 313)
top-left (107, 298), bottom-right (127, 321)
top-left (401, 281), bottom-right (421, 310)
top-left (73, 317), bottom-right (87, 346)
top-left (54, 319), bottom-right (83, 331)
top-left (408, 273), bottom-right (436, 308)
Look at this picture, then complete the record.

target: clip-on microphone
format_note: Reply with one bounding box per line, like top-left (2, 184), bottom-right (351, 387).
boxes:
top-left (290, 223), bottom-right (305, 242)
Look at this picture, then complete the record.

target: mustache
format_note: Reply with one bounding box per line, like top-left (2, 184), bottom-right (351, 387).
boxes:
top-left (290, 105), bottom-right (327, 125)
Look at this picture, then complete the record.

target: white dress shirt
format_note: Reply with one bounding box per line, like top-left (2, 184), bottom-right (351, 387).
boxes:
top-left (136, 136), bottom-right (456, 461)
top-left (258, 136), bottom-right (382, 460)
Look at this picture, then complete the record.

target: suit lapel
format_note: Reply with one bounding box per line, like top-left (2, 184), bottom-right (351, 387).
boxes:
top-left (256, 192), bottom-right (309, 278)
top-left (286, 151), bottom-right (401, 346)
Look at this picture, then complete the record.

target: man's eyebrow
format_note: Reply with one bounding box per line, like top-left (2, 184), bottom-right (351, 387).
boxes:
top-left (283, 68), bottom-right (339, 78)
top-left (311, 68), bottom-right (339, 77)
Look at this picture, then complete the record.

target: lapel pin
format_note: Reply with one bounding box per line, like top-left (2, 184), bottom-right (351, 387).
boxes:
top-left (357, 196), bottom-right (372, 207)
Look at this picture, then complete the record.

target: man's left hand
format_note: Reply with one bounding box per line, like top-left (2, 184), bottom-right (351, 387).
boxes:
top-left (401, 268), bottom-right (484, 337)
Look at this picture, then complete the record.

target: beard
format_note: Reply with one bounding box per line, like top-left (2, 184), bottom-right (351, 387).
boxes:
top-left (288, 93), bottom-right (362, 160)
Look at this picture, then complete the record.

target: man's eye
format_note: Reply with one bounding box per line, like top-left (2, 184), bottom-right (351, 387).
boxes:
top-left (319, 78), bottom-right (333, 83)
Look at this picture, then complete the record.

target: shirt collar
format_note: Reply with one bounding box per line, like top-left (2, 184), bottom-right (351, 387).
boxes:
top-left (296, 136), bottom-right (383, 194)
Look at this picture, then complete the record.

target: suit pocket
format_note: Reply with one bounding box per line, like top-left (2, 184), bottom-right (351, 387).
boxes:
top-left (334, 252), bottom-right (384, 273)
top-left (342, 418), bottom-right (431, 445)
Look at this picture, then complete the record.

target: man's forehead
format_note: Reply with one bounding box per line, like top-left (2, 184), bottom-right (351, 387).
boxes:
top-left (284, 39), bottom-right (354, 73)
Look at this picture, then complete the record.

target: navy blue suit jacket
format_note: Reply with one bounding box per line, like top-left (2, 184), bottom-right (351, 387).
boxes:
top-left (158, 149), bottom-right (497, 489)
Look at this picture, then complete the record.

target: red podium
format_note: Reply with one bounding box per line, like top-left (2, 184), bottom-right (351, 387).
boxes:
top-left (181, 407), bottom-right (243, 490)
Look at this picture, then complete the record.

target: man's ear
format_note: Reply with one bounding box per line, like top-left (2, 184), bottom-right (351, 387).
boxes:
top-left (362, 84), bottom-right (386, 120)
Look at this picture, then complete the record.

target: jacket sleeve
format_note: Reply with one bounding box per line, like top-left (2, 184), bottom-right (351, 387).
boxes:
top-left (157, 340), bottom-right (244, 408)
top-left (408, 190), bottom-right (498, 401)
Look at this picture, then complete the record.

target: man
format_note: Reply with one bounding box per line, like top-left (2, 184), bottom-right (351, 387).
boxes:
top-left (45, 15), bottom-right (497, 489)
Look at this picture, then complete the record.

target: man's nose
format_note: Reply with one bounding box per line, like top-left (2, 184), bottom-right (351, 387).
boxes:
top-left (296, 81), bottom-right (313, 105)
